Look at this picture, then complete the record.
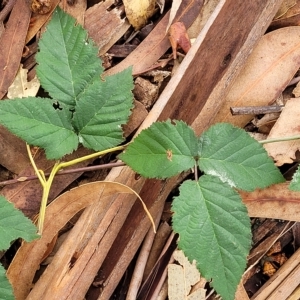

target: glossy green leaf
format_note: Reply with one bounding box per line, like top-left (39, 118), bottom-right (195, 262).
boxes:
top-left (172, 176), bottom-right (251, 300)
top-left (120, 120), bottom-right (198, 178)
top-left (36, 7), bottom-right (102, 108)
top-left (0, 264), bottom-right (14, 300)
top-left (198, 123), bottom-right (284, 191)
top-left (73, 67), bottom-right (134, 150)
top-left (0, 196), bottom-right (38, 250)
top-left (0, 98), bottom-right (78, 159)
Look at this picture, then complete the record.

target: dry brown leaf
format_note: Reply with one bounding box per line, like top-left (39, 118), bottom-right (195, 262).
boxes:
top-left (270, 0), bottom-right (300, 30)
top-left (169, 22), bottom-right (191, 59)
top-left (123, 100), bottom-right (148, 137)
top-left (240, 182), bottom-right (300, 221)
top-left (7, 65), bottom-right (40, 98)
top-left (274, 0), bottom-right (296, 19)
top-left (0, 126), bottom-right (30, 174)
top-left (168, 250), bottom-right (206, 300)
top-left (7, 181), bottom-right (140, 300)
top-left (123, 0), bottom-right (156, 30)
top-left (212, 26), bottom-right (300, 128)
top-left (264, 98), bottom-right (300, 165)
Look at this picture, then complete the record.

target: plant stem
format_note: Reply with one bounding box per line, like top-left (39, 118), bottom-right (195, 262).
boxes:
top-left (37, 162), bottom-right (60, 234)
top-left (259, 135), bottom-right (300, 144)
top-left (26, 144), bottom-right (46, 188)
top-left (27, 144), bottom-right (127, 234)
top-left (58, 144), bottom-right (126, 169)
top-left (194, 162), bottom-right (198, 181)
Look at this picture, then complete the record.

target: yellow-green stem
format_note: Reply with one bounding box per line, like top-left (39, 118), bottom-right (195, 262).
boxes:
top-left (37, 161), bottom-right (61, 234)
top-left (28, 144), bottom-right (126, 234)
top-left (26, 144), bottom-right (46, 187)
top-left (59, 144), bottom-right (126, 169)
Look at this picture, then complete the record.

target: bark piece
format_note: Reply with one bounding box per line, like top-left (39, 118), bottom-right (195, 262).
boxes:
top-left (0, 0), bottom-right (31, 99)
top-left (123, 100), bottom-right (148, 137)
top-left (84, 0), bottom-right (131, 56)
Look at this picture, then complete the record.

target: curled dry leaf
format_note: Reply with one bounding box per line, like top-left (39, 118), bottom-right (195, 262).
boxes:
top-left (270, 0), bottom-right (300, 30)
top-left (7, 181), bottom-right (150, 300)
top-left (169, 21), bottom-right (191, 59)
top-left (7, 65), bottom-right (40, 98)
top-left (123, 0), bottom-right (156, 30)
top-left (274, 0), bottom-right (296, 19)
top-left (240, 182), bottom-right (300, 222)
top-left (212, 26), bottom-right (300, 128)
top-left (264, 98), bottom-right (300, 166)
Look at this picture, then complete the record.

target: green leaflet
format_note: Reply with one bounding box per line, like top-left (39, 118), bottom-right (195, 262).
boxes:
top-left (119, 120), bottom-right (198, 178)
top-left (73, 68), bottom-right (134, 151)
top-left (0, 196), bottom-right (38, 299)
top-left (0, 8), bottom-right (133, 159)
top-left (172, 176), bottom-right (251, 300)
top-left (0, 265), bottom-right (14, 300)
top-left (0, 98), bottom-right (78, 159)
top-left (290, 164), bottom-right (300, 191)
top-left (36, 7), bottom-right (102, 108)
top-left (198, 123), bottom-right (285, 191)
top-left (0, 196), bottom-right (38, 250)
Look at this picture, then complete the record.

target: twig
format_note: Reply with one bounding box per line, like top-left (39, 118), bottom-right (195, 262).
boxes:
top-left (230, 105), bottom-right (284, 115)
top-left (259, 135), bottom-right (300, 145)
top-left (194, 162), bottom-right (198, 181)
top-left (0, 161), bottom-right (126, 186)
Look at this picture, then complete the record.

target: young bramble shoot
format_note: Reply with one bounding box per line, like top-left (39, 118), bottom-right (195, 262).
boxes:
top-left (0, 8), bottom-right (289, 300)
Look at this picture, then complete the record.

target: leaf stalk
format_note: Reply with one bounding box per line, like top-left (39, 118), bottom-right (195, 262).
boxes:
top-left (27, 144), bottom-right (127, 234)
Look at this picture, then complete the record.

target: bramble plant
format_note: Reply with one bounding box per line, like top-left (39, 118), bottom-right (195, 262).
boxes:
top-left (0, 7), bottom-right (298, 300)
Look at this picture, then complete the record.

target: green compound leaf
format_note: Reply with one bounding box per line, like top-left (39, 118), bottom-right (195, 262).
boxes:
top-left (289, 164), bottom-right (300, 191)
top-left (0, 98), bottom-right (78, 159)
top-left (0, 196), bottom-right (38, 250)
top-left (0, 264), bottom-right (14, 300)
top-left (198, 123), bottom-right (284, 191)
top-left (36, 7), bottom-right (102, 108)
top-left (120, 120), bottom-right (198, 178)
top-left (172, 176), bottom-right (251, 300)
top-left (73, 68), bottom-right (134, 150)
